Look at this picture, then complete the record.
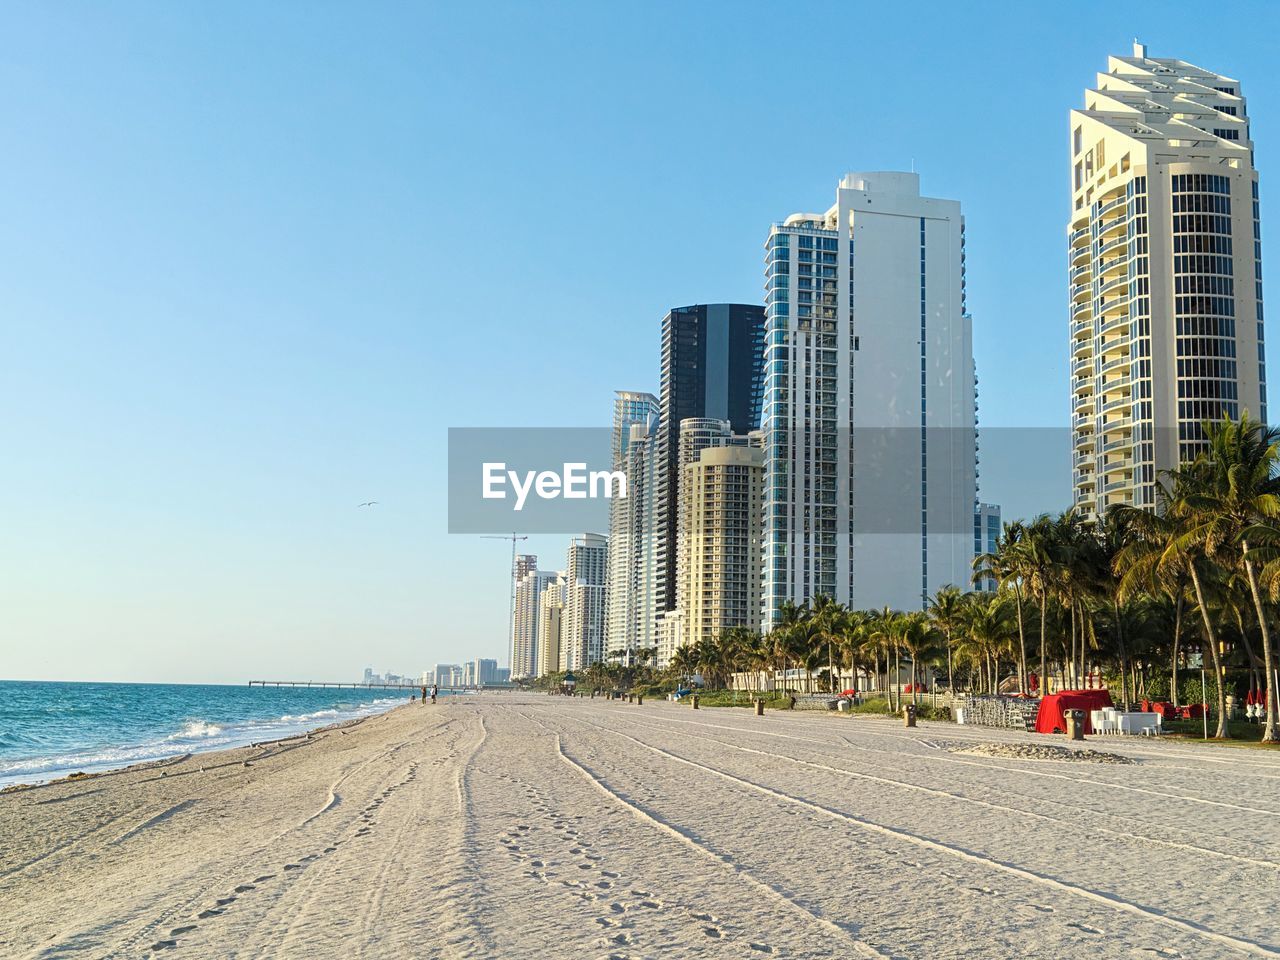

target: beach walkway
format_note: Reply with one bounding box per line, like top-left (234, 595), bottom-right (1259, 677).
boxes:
top-left (3, 695), bottom-right (1279, 958)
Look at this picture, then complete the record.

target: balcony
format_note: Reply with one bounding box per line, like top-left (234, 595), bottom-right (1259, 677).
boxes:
top-left (1099, 353), bottom-right (1131, 375)
top-left (1074, 393), bottom-right (1093, 414)
top-left (1102, 434), bottom-right (1134, 453)
top-left (1074, 430), bottom-right (1096, 451)
top-left (1094, 194), bottom-right (1127, 220)
top-left (1072, 299), bottom-right (1092, 321)
top-left (1100, 335), bottom-right (1130, 358)
top-left (1070, 263), bottom-right (1092, 283)
top-left (1100, 374), bottom-right (1132, 395)
top-left (1103, 455), bottom-right (1134, 474)
top-left (1072, 282), bottom-right (1091, 303)
top-left (1101, 395), bottom-right (1132, 415)
top-left (1073, 336), bottom-right (1095, 360)
top-left (1068, 225), bottom-right (1090, 247)
top-left (1072, 356), bottom-right (1092, 375)
top-left (1098, 274), bottom-right (1128, 298)
top-left (1097, 214), bottom-right (1128, 242)
top-left (1104, 477), bottom-right (1133, 493)
top-left (1096, 235), bottom-right (1128, 259)
top-left (1098, 295), bottom-right (1128, 318)
top-left (1102, 415), bottom-right (1134, 434)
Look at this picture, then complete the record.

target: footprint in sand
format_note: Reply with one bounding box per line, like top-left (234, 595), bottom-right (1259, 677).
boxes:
top-left (197, 909), bottom-right (223, 919)
top-left (703, 927), bottom-right (723, 939)
top-left (748, 944), bottom-right (774, 954)
top-left (595, 880), bottom-right (613, 889)
top-left (150, 939), bottom-right (177, 951)
top-left (253, 875), bottom-right (275, 883)
top-left (600, 871), bottom-right (619, 879)
top-left (689, 911), bottom-right (717, 923)
top-left (283, 863), bottom-right (305, 871)
top-left (530, 860), bottom-right (544, 868)
top-left (234, 884), bottom-right (256, 893)
top-left (637, 900), bottom-right (661, 910)
top-left (170, 925), bottom-right (197, 935)
top-left (609, 932), bottom-right (634, 946)
top-left (215, 896), bottom-right (236, 906)
top-left (1067, 922), bottom-right (1102, 935)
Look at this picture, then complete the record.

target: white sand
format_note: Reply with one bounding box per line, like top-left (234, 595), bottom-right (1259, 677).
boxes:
top-left (2, 694), bottom-right (1279, 958)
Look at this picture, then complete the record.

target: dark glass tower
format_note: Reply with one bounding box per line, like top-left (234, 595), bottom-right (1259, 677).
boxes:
top-left (655, 303), bottom-right (765, 615)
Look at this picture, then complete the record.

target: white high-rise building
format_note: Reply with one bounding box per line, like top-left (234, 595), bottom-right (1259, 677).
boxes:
top-left (763, 172), bottom-right (977, 621)
top-left (511, 567), bottom-right (557, 680)
top-left (1068, 44), bottom-right (1265, 514)
top-left (507, 554), bottom-right (538, 674)
top-left (605, 392), bottom-right (660, 664)
top-left (562, 533), bottom-right (608, 671)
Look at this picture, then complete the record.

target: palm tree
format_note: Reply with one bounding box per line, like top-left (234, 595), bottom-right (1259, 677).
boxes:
top-left (1174, 414), bottom-right (1280, 743)
top-left (927, 586), bottom-right (966, 693)
top-left (1015, 515), bottom-right (1059, 694)
top-left (1148, 467), bottom-right (1233, 738)
top-left (897, 612), bottom-right (938, 705)
top-left (975, 520), bottom-right (1032, 693)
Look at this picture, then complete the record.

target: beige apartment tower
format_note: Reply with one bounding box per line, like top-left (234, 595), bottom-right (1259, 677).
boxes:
top-left (1069, 44), bottom-right (1265, 514)
top-left (678, 444), bottom-right (765, 649)
top-left (537, 573), bottom-right (566, 677)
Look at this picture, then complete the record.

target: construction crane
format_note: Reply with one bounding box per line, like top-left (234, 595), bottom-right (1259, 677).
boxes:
top-left (482, 533), bottom-right (529, 651)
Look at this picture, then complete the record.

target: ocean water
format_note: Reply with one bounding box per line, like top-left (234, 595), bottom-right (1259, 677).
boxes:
top-left (0, 680), bottom-right (407, 788)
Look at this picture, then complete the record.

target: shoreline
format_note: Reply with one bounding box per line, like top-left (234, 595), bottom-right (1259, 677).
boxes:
top-left (0, 692), bottom-right (408, 793)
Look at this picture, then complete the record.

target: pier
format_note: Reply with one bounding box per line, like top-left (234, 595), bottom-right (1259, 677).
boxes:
top-left (247, 680), bottom-right (516, 692)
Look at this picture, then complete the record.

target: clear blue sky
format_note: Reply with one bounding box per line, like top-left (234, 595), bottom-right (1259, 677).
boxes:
top-left (2, 1), bottom-right (1277, 683)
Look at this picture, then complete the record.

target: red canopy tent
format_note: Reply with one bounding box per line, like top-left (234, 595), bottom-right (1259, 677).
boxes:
top-left (1034, 689), bottom-right (1114, 734)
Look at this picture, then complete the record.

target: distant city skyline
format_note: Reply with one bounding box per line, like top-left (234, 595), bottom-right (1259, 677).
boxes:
top-left (2, 4), bottom-right (1276, 683)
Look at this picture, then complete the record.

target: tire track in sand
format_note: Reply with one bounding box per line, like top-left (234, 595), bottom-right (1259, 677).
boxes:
top-left (565, 714), bottom-right (1280, 959)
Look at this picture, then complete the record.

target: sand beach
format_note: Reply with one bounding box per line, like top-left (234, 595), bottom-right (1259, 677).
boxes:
top-left (3, 694), bottom-right (1279, 958)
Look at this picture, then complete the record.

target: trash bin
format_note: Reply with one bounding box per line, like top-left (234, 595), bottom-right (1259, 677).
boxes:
top-left (755, 698), bottom-right (765, 716)
top-left (903, 704), bottom-right (918, 728)
top-left (637, 695), bottom-right (643, 705)
top-left (692, 694), bottom-right (700, 710)
top-left (1065, 708), bottom-right (1086, 741)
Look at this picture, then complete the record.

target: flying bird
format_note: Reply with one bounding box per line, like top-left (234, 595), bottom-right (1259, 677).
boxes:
top-left (358, 501), bottom-right (379, 507)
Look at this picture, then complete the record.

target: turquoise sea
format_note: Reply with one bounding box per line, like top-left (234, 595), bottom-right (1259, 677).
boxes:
top-left (0, 680), bottom-right (405, 787)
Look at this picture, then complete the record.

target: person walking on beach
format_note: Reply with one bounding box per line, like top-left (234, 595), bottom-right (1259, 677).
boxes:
top-left (420, 685), bottom-right (427, 704)
top-left (430, 684), bottom-right (438, 704)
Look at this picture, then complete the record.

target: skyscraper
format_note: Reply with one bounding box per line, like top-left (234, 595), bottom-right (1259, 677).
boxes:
top-left (605, 392), bottom-right (660, 663)
top-left (763, 173), bottom-right (977, 621)
top-left (655, 304), bottom-right (765, 619)
top-left (562, 533), bottom-right (608, 671)
top-left (537, 572), bottom-right (567, 676)
top-left (508, 553), bottom-right (538, 674)
top-left (511, 567), bottom-right (557, 680)
top-left (1069, 44), bottom-right (1265, 514)
top-left (679, 442), bottom-right (765, 651)
top-left (974, 502), bottom-right (1002, 592)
